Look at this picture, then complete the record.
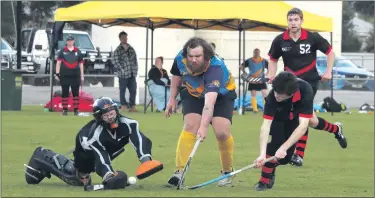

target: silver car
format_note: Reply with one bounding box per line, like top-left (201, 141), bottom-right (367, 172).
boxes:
top-left (1, 39), bottom-right (17, 69)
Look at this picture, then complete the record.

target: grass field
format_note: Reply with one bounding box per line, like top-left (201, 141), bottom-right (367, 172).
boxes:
top-left (1, 106), bottom-right (374, 197)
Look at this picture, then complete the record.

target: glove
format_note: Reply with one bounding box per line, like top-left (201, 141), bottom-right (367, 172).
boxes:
top-left (102, 171), bottom-right (128, 190)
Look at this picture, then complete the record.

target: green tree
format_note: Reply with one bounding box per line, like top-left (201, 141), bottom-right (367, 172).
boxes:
top-left (1, 1), bottom-right (30, 45)
top-left (341, 1), bottom-right (362, 52)
top-left (28, 1), bottom-right (58, 28)
top-left (364, 29), bottom-right (374, 52)
top-left (352, 1), bottom-right (374, 53)
top-left (352, 1), bottom-right (374, 19)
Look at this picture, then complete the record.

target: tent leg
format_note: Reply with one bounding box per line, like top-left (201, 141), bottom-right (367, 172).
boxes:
top-left (237, 29), bottom-right (242, 113)
top-left (242, 30), bottom-right (246, 115)
top-left (143, 20), bottom-right (150, 114)
top-left (330, 31), bottom-right (334, 116)
top-left (151, 29), bottom-right (154, 112)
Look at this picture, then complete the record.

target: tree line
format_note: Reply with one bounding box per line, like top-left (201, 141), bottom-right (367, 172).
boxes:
top-left (1, 1), bottom-right (90, 46)
top-left (342, 1), bottom-right (374, 53)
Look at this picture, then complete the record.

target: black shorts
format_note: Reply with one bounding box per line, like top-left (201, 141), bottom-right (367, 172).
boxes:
top-left (307, 81), bottom-right (319, 98)
top-left (181, 89), bottom-right (237, 123)
top-left (60, 75), bottom-right (81, 86)
top-left (267, 118), bottom-right (300, 165)
top-left (247, 83), bottom-right (267, 91)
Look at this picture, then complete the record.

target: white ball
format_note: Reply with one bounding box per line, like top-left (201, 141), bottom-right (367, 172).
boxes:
top-left (128, 176), bottom-right (137, 185)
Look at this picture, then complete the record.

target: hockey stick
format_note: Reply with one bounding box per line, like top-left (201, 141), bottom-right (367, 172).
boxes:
top-left (176, 137), bottom-right (202, 190)
top-left (180, 156), bottom-right (277, 190)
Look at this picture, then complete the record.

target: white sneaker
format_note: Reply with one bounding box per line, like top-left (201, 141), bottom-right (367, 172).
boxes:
top-left (167, 170), bottom-right (183, 187)
top-left (217, 169), bottom-right (235, 187)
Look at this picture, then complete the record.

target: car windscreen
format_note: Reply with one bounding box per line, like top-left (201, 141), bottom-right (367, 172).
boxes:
top-left (57, 33), bottom-right (95, 50)
top-left (1, 39), bottom-right (12, 50)
top-left (335, 59), bottom-right (358, 68)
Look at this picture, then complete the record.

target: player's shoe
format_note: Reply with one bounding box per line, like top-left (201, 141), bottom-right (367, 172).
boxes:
top-left (290, 154), bottom-right (303, 166)
top-left (253, 181), bottom-right (272, 191)
top-left (62, 110), bottom-right (68, 116)
top-left (334, 122), bottom-right (347, 148)
top-left (217, 168), bottom-right (235, 187)
top-left (167, 170), bottom-right (183, 187)
top-left (254, 170), bottom-right (275, 191)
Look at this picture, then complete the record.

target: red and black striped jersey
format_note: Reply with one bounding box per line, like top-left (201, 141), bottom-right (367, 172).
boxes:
top-left (268, 29), bottom-right (332, 83)
top-left (57, 46), bottom-right (84, 76)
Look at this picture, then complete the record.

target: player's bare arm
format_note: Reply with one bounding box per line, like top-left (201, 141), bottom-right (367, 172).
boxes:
top-left (255, 118), bottom-right (273, 167)
top-left (200, 92), bottom-right (218, 127)
top-left (170, 75), bottom-right (183, 101)
top-left (322, 50), bottom-right (335, 81)
top-left (266, 60), bottom-right (278, 80)
top-left (165, 59), bottom-right (183, 117)
top-left (197, 92), bottom-right (218, 141)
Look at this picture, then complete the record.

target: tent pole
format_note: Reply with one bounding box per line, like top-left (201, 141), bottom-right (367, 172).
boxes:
top-left (237, 27), bottom-right (242, 113)
top-left (242, 29), bottom-right (246, 115)
top-left (330, 31), bottom-right (334, 116)
top-left (150, 28), bottom-right (154, 112)
top-left (143, 19), bottom-right (150, 114)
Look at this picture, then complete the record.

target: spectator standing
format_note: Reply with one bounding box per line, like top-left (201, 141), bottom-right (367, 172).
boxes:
top-left (113, 31), bottom-right (139, 112)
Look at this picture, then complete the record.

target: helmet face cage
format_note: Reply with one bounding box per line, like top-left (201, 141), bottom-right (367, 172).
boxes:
top-left (92, 97), bottom-right (119, 123)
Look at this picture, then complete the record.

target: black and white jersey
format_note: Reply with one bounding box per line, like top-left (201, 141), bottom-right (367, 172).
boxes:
top-left (77, 116), bottom-right (151, 177)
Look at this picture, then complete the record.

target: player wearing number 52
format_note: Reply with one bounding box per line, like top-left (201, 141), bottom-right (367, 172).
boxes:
top-left (266, 8), bottom-right (346, 167)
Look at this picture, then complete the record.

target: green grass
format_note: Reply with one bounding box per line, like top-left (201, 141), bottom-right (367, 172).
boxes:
top-left (2, 106), bottom-right (374, 197)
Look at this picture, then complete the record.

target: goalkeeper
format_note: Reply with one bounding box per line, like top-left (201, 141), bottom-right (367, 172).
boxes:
top-left (24, 97), bottom-right (163, 190)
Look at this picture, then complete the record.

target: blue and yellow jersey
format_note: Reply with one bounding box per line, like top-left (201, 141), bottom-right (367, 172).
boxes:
top-left (170, 51), bottom-right (236, 98)
top-left (242, 57), bottom-right (268, 79)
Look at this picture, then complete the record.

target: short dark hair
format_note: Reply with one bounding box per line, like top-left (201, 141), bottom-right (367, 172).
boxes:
top-left (119, 31), bottom-right (128, 38)
top-left (287, 8), bottom-right (303, 20)
top-left (182, 37), bottom-right (215, 61)
top-left (272, 71), bottom-right (298, 96)
top-left (156, 56), bottom-right (163, 64)
top-left (253, 48), bottom-right (260, 52)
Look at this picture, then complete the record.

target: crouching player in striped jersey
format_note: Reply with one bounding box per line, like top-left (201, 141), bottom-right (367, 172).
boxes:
top-left (253, 72), bottom-right (346, 191)
top-left (24, 97), bottom-right (163, 190)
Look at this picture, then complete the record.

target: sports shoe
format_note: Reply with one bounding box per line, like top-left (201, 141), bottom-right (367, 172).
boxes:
top-left (290, 154), bottom-right (303, 166)
top-left (253, 170), bottom-right (275, 191)
top-left (167, 170), bottom-right (183, 187)
top-left (62, 110), bottom-right (68, 116)
top-left (217, 168), bottom-right (235, 187)
top-left (253, 182), bottom-right (272, 191)
top-left (334, 122), bottom-right (347, 148)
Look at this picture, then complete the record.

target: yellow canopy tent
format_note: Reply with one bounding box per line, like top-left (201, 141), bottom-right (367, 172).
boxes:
top-left (51, 1), bottom-right (333, 113)
top-left (54, 1), bottom-right (332, 32)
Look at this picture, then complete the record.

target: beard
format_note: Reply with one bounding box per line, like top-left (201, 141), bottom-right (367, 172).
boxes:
top-left (187, 60), bottom-right (209, 74)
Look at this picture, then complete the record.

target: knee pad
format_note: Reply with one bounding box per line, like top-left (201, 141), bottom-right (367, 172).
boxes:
top-left (103, 171), bottom-right (128, 190)
top-left (25, 147), bottom-right (83, 186)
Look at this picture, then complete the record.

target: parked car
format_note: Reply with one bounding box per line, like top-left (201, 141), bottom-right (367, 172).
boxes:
top-left (1, 38), bottom-right (17, 69)
top-left (316, 56), bottom-right (374, 90)
top-left (20, 28), bottom-right (115, 86)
